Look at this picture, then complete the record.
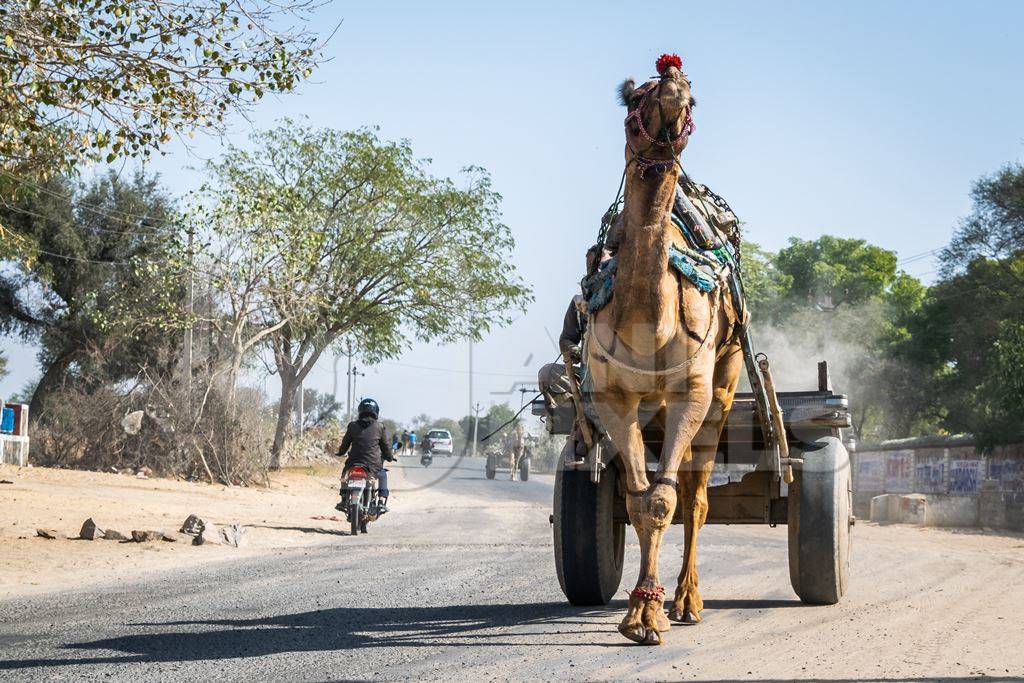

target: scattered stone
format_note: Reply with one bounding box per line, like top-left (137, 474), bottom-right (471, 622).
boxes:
top-left (135, 471), bottom-right (149, 480)
top-left (161, 533), bottom-right (178, 543)
top-left (0, 479), bottom-right (13, 484)
top-left (192, 527), bottom-right (220, 546)
top-left (130, 530), bottom-right (164, 543)
top-left (36, 529), bottom-right (61, 540)
top-left (179, 514), bottom-right (206, 535)
top-left (79, 518), bottom-right (103, 540)
top-left (103, 529), bottom-right (128, 541)
top-left (120, 410), bottom-right (144, 435)
top-left (218, 523), bottom-right (249, 548)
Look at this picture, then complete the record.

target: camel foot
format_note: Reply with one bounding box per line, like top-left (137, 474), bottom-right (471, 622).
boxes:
top-left (617, 622), bottom-right (662, 645)
top-left (669, 586), bottom-right (704, 624)
top-left (667, 607), bottom-right (702, 624)
top-left (619, 590), bottom-right (668, 645)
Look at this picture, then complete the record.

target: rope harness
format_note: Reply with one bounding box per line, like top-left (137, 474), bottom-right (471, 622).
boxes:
top-left (629, 585), bottom-right (666, 602)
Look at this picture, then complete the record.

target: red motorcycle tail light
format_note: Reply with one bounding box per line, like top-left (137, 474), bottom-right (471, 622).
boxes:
top-left (348, 467), bottom-right (368, 479)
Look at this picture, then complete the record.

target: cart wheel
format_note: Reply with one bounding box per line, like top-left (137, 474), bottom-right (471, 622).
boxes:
top-left (349, 503), bottom-right (361, 536)
top-left (788, 436), bottom-right (852, 604)
top-left (519, 457), bottom-right (530, 482)
top-left (553, 464), bottom-right (625, 606)
top-left (485, 455), bottom-right (496, 479)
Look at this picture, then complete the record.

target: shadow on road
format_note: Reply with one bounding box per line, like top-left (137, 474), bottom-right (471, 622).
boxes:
top-left (250, 524), bottom-right (350, 537)
top-left (0, 602), bottom-right (621, 670)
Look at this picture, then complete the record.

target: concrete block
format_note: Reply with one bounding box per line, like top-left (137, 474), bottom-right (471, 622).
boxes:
top-left (899, 494), bottom-right (928, 525)
top-left (870, 494), bottom-right (902, 523)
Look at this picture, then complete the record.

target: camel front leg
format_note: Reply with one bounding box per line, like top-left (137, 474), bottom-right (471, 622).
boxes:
top-left (593, 392), bottom-right (674, 645)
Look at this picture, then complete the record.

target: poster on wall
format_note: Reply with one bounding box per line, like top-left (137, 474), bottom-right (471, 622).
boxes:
top-left (950, 459), bottom-right (982, 494)
top-left (885, 450), bottom-right (914, 493)
top-left (915, 456), bottom-right (946, 493)
top-left (856, 452), bottom-right (885, 491)
top-left (990, 458), bottom-right (1024, 492)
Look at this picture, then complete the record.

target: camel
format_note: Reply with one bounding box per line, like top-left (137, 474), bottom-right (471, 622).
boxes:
top-left (586, 55), bottom-right (744, 645)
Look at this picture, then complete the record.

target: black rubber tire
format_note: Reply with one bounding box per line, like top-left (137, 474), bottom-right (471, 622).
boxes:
top-left (485, 455), bottom-right (496, 480)
top-left (788, 436), bottom-right (852, 604)
top-left (350, 502), bottom-right (361, 536)
top-left (553, 465), bottom-right (625, 606)
top-left (359, 520), bottom-right (368, 534)
top-left (519, 457), bottom-right (530, 482)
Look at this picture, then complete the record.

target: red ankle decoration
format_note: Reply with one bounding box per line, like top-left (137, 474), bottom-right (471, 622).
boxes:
top-left (630, 585), bottom-right (665, 602)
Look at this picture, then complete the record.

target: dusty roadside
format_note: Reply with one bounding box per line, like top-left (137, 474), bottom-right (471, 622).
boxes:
top-left (0, 461), bottom-right (360, 600)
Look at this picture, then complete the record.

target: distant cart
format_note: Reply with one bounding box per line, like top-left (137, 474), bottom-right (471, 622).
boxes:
top-left (484, 438), bottom-right (533, 481)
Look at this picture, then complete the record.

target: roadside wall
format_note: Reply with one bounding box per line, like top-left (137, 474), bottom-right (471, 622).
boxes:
top-left (853, 436), bottom-right (1024, 531)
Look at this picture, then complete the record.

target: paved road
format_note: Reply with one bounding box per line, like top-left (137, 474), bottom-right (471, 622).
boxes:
top-left (2, 455), bottom-right (1023, 681)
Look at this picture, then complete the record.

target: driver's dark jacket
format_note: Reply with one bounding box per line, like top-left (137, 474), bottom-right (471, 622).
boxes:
top-left (338, 417), bottom-right (393, 473)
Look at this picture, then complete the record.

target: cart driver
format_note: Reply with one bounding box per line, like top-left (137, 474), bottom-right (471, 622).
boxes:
top-left (336, 397), bottom-right (395, 511)
top-left (538, 244), bottom-right (608, 465)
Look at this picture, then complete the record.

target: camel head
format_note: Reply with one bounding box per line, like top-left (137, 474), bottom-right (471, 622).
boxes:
top-left (619, 53), bottom-right (695, 170)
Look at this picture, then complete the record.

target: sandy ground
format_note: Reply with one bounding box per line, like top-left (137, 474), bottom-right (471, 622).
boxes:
top-left (2, 457), bottom-right (1024, 680)
top-left (0, 461), bottom-right (353, 599)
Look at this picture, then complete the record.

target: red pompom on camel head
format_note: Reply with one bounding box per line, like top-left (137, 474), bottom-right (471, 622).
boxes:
top-left (655, 53), bottom-right (683, 76)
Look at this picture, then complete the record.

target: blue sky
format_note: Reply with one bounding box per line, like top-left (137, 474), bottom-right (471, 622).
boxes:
top-left (3, 1), bottom-right (1023, 425)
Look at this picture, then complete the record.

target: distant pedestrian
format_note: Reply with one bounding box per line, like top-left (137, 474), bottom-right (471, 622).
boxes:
top-left (392, 433), bottom-right (401, 454)
top-left (401, 429), bottom-right (410, 455)
top-left (409, 431), bottom-right (417, 453)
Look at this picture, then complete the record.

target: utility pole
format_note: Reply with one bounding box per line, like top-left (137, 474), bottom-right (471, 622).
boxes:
top-left (518, 386), bottom-right (538, 409)
top-left (348, 364), bottom-right (365, 421)
top-left (332, 353), bottom-right (341, 404)
top-left (468, 339), bottom-right (474, 417)
top-left (471, 402), bottom-right (483, 458)
top-left (296, 379), bottom-right (304, 438)
top-left (345, 346), bottom-right (353, 423)
top-left (183, 227), bottom-right (194, 394)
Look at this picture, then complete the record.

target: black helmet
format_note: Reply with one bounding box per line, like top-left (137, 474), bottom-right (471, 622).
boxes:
top-left (357, 398), bottom-right (379, 419)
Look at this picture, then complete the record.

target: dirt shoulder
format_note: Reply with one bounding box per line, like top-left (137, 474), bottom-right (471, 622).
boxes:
top-left (0, 461), bottom-right (359, 600)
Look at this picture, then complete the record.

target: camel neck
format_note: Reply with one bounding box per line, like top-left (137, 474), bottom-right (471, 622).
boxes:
top-left (609, 167), bottom-right (679, 340)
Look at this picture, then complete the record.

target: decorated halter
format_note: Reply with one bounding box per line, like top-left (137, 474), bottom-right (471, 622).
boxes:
top-left (624, 53), bottom-right (695, 178)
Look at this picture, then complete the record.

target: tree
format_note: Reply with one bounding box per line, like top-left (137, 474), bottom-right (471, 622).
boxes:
top-left (975, 321), bottom-right (1024, 449)
top-left (942, 163), bottom-right (1024, 268)
top-left (0, 0), bottom-right (324, 181)
top-left (300, 388), bottom-right (340, 428)
top-left (0, 171), bottom-right (180, 422)
top-left (737, 241), bottom-right (791, 319)
top-left (745, 235), bottom-right (932, 441)
top-left (905, 254), bottom-right (1024, 441)
top-left (774, 235), bottom-right (899, 314)
top-left (196, 122), bottom-right (532, 467)
top-left (0, 350), bottom-right (7, 382)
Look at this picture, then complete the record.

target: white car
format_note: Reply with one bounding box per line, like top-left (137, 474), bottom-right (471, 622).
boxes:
top-left (426, 429), bottom-right (454, 455)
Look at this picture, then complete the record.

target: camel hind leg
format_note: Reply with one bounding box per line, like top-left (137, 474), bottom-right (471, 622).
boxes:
top-left (670, 339), bottom-right (743, 623)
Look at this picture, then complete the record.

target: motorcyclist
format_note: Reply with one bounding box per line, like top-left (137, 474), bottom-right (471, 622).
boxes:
top-left (336, 397), bottom-right (394, 511)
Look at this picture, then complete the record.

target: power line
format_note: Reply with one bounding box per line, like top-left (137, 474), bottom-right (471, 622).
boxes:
top-left (1, 169), bottom-right (172, 227)
top-left (379, 359), bottom-right (536, 379)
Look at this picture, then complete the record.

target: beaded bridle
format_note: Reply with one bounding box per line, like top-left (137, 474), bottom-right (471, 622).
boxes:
top-left (623, 80), bottom-right (695, 178)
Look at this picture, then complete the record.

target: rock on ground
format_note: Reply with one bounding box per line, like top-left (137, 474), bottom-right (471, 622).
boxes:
top-left (79, 518), bottom-right (103, 540)
top-left (130, 530), bottom-right (164, 543)
top-left (179, 514), bottom-right (206, 535)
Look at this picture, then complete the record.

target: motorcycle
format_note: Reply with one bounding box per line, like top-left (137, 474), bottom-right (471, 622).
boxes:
top-left (420, 439), bottom-right (433, 467)
top-left (338, 466), bottom-right (387, 535)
